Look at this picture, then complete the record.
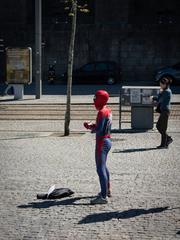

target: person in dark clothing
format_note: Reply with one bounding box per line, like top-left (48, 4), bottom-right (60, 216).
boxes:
top-left (151, 77), bottom-right (173, 149)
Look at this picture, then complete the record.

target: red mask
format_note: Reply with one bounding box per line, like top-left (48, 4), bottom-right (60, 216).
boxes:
top-left (93, 90), bottom-right (109, 110)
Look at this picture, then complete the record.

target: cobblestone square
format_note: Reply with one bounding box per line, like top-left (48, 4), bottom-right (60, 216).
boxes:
top-left (0, 95), bottom-right (180, 240)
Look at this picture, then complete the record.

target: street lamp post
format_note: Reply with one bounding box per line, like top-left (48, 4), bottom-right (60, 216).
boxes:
top-left (35, 0), bottom-right (42, 99)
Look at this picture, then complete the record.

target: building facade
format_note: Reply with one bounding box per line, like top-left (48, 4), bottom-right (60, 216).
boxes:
top-left (0, 0), bottom-right (180, 83)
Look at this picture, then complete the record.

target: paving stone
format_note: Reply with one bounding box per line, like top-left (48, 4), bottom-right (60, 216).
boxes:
top-left (0, 98), bottom-right (179, 239)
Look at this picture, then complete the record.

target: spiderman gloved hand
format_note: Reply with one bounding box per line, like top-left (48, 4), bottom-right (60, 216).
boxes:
top-left (83, 121), bottom-right (96, 130)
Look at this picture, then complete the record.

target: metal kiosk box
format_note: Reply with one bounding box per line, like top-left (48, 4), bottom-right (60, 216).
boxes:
top-left (121, 86), bottom-right (160, 129)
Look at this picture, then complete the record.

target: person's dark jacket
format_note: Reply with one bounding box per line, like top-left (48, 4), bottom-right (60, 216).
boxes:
top-left (153, 88), bottom-right (172, 112)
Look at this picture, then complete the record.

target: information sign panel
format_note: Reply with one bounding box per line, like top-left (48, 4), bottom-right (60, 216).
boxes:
top-left (6, 47), bottom-right (32, 84)
top-left (121, 86), bottom-right (160, 106)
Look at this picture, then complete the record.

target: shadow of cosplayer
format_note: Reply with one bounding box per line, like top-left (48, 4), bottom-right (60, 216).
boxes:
top-left (78, 206), bottom-right (170, 224)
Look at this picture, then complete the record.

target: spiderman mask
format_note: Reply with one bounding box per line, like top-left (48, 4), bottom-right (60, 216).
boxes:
top-left (93, 90), bottom-right (109, 110)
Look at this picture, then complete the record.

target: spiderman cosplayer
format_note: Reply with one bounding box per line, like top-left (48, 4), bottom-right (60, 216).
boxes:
top-left (84, 90), bottom-right (112, 204)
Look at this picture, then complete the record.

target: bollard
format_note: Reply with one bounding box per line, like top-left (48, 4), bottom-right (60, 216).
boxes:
top-left (13, 84), bottom-right (24, 100)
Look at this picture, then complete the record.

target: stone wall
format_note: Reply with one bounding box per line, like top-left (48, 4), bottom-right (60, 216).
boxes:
top-left (0, 0), bottom-right (180, 83)
top-left (42, 24), bottom-right (180, 82)
top-left (40, 0), bottom-right (180, 82)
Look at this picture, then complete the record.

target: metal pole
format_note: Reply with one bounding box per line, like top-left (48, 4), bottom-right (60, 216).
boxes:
top-left (35, 0), bottom-right (42, 99)
top-left (119, 86), bottom-right (122, 130)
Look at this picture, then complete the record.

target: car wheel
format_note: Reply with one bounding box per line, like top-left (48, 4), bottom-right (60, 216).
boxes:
top-left (107, 77), bottom-right (115, 85)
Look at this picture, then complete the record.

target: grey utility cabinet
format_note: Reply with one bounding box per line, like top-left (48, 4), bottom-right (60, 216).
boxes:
top-left (121, 86), bottom-right (160, 129)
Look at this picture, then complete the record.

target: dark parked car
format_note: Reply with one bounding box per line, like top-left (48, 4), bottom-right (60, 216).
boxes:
top-left (60, 61), bottom-right (121, 85)
top-left (155, 62), bottom-right (180, 85)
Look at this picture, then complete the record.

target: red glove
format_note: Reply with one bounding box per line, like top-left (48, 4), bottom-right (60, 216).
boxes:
top-left (83, 122), bottom-right (96, 130)
top-left (84, 122), bottom-right (90, 129)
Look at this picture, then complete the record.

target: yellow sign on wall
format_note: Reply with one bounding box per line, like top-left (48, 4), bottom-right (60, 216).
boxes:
top-left (6, 47), bottom-right (32, 84)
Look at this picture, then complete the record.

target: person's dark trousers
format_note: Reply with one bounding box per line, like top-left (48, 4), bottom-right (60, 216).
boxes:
top-left (156, 111), bottom-right (170, 146)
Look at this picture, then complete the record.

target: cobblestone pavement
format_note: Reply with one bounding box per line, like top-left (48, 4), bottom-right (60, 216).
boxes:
top-left (0, 101), bottom-right (180, 239)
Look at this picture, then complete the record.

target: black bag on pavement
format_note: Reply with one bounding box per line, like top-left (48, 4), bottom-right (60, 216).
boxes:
top-left (37, 188), bottom-right (74, 200)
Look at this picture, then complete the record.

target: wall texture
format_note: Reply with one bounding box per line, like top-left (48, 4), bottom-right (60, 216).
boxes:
top-left (0, 0), bottom-right (180, 83)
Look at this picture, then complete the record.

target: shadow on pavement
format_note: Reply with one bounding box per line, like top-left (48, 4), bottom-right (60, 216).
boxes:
top-left (112, 129), bottom-right (150, 134)
top-left (113, 147), bottom-right (158, 153)
top-left (0, 98), bottom-right (15, 102)
top-left (78, 207), bottom-right (169, 224)
top-left (0, 98), bottom-right (36, 102)
top-left (17, 196), bottom-right (95, 209)
top-left (0, 136), bottom-right (47, 141)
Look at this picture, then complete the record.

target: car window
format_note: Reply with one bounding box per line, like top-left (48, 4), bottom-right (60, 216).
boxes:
top-left (95, 63), bottom-right (108, 71)
top-left (172, 62), bottom-right (180, 70)
top-left (81, 63), bottom-right (95, 72)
